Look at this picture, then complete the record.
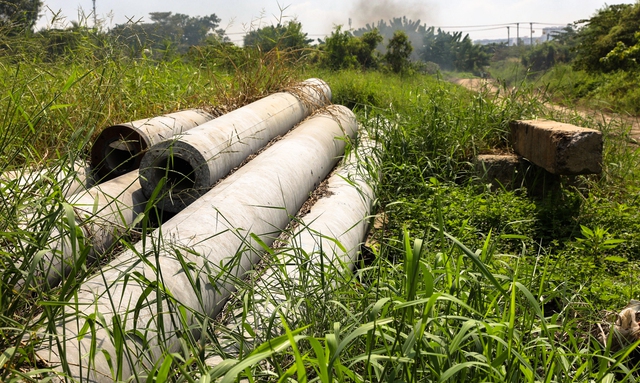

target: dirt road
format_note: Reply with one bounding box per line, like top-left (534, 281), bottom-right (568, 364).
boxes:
top-left (453, 78), bottom-right (640, 140)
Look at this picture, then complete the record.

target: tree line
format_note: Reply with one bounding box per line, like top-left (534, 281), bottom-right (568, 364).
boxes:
top-left (3, 0), bottom-right (639, 76)
top-left (0, 0), bottom-right (487, 74)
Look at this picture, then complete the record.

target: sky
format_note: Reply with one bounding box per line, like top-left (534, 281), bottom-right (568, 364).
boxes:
top-left (37, 0), bottom-right (638, 44)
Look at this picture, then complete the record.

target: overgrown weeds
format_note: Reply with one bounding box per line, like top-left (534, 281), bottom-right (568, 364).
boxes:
top-left (2, 27), bottom-right (640, 381)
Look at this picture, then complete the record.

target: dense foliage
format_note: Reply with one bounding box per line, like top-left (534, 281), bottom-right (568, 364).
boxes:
top-left (520, 26), bottom-right (577, 72)
top-left (353, 16), bottom-right (428, 60)
top-left (384, 30), bottom-right (413, 73)
top-left (573, 3), bottom-right (640, 73)
top-left (0, 0), bottom-right (41, 34)
top-left (320, 26), bottom-right (386, 70)
top-left (109, 12), bottom-right (227, 55)
top-left (353, 17), bottom-right (490, 73)
top-left (243, 21), bottom-right (312, 52)
top-left (422, 29), bottom-right (490, 72)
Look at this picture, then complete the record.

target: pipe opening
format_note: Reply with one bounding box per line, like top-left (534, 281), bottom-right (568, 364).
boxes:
top-left (152, 156), bottom-right (196, 192)
top-left (92, 127), bottom-right (145, 180)
top-left (104, 139), bottom-right (139, 173)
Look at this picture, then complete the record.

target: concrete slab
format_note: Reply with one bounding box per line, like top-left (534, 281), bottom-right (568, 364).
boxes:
top-left (475, 153), bottom-right (561, 196)
top-left (510, 119), bottom-right (602, 175)
top-left (475, 153), bottom-right (527, 189)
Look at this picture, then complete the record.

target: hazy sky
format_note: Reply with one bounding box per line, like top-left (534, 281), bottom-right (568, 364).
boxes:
top-left (37, 0), bottom-right (638, 43)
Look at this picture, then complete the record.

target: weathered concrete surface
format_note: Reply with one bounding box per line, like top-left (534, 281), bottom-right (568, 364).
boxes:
top-left (475, 153), bottom-right (561, 196)
top-left (510, 119), bottom-right (602, 175)
top-left (475, 153), bottom-right (528, 189)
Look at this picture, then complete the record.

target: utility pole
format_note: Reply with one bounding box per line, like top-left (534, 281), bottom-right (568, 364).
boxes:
top-left (516, 22), bottom-right (519, 46)
top-left (507, 26), bottom-right (510, 46)
top-left (92, 0), bottom-right (97, 27)
top-left (530, 22), bottom-right (533, 46)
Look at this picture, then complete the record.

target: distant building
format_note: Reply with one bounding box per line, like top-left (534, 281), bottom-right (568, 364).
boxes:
top-left (541, 26), bottom-right (566, 42)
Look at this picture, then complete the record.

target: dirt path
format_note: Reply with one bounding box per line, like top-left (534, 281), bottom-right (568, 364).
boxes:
top-left (452, 78), bottom-right (640, 141)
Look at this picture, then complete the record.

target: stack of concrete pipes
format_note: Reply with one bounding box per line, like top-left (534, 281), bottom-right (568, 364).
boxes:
top-left (23, 78), bottom-right (328, 288)
top-left (32, 78), bottom-right (376, 382)
top-left (9, 109), bottom-right (215, 289)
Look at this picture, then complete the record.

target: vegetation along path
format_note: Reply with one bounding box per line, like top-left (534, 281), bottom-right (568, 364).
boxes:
top-left (454, 77), bottom-right (640, 142)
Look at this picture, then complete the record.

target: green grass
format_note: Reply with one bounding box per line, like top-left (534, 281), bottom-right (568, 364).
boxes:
top-left (2, 31), bottom-right (640, 382)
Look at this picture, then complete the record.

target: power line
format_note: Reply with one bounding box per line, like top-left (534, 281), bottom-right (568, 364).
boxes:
top-left (221, 21), bottom-right (571, 41)
top-left (431, 21), bottom-right (570, 29)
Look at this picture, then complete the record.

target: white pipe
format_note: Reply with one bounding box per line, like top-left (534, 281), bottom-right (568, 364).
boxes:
top-left (207, 138), bottom-right (378, 364)
top-left (36, 105), bottom-right (357, 382)
top-left (43, 171), bottom-right (147, 286)
top-left (10, 171), bottom-right (146, 290)
top-left (91, 109), bottom-right (214, 181)
top-left (1, 162), bottom-right (90, 200)
top-left (138, 78), bottom-right (332, 213)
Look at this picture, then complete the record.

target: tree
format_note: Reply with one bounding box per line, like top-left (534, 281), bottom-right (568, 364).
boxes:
top-left (385, 30), bottom-right (412, 73)
top-left (354, 17), bottom-right (427, 60)
top-left (110, 12), bottom-right (224, 55)
top-left (455, 34), bottom-right (490, 72)
top-left (243, 21), bottom-right (312, 52)
top-left (572, 3), bottom-right (639, 72)
top-left (0, 0), bottom-right (42, 34)
top-left (522, 41), bottom-right (572, 72)
top-left (185, 14), bottom-right (220, 45)
top-left (420, 28), bottom-right (459, 70)
top-left (320, 26), bottom-right (385, 70)
top-left (419, 28), bottom-right (488, 73)
top-left (354, 29), bottom-right (383, 69)
top-left (321, 26), bottom-right (358, 70)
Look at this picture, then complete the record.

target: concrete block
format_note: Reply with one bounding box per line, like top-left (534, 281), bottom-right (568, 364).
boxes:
top-left (510, 119), bottom-right (602, 175)
top-left (475, 153), bottom-right (561, 196)
top-left (475, 153), bottom-right (527, 189)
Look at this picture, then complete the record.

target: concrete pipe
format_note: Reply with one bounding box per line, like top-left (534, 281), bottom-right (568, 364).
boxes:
top-left (1, 161), bottom-right (90, 200)
top-left (46, 171), bottom-right (147, 284)
top-left (207, 138), bottom-right (378, 364)
top-left (91, 109), bottom-right (214, 181)
top-left (12, 170), bottom-right (148, 290)
top-left (138, 78), bottom-right (331, 213)
top-left (37, 105), bottom-right (356, 383)
top-left (20, 111), bottom-right (223, 288)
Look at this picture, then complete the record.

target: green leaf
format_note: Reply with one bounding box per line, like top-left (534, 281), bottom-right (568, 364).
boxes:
top-left (434, 226), bottom-right (507, 295)
top-left (306, 337), bottom-right (329, 383)
top-left (62, 70), bottom-right (77, 93)
top-left (603, 239), bottom-right (625, 246)
top-left (328, 318), bottom-right (393, 369)
top-left (0, 347), bottom-right (15, 368)
top-left (438, 361), bottom-right (486, 382)
top-left (580, 225), bottom-right (594, 238)
top-left (515, 281), bottom-right (544, 320)
top-left (49, 103), bottom-right (73, 110)
top-left (156, 353), bottom-right (174, 382)
top-left (219, 328), bottom-right (308, 383)
top-left (604, 256), bottom-right (627, 263)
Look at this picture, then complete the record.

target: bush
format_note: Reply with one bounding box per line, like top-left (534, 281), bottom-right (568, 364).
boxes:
top-left (384, 30), bottom-right (412, 73)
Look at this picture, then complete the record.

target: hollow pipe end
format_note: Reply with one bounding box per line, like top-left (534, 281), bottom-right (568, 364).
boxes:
top-left (91, 125), bottom-right (149, 182)
top-left (139, 140), bottom-right (210, 213)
